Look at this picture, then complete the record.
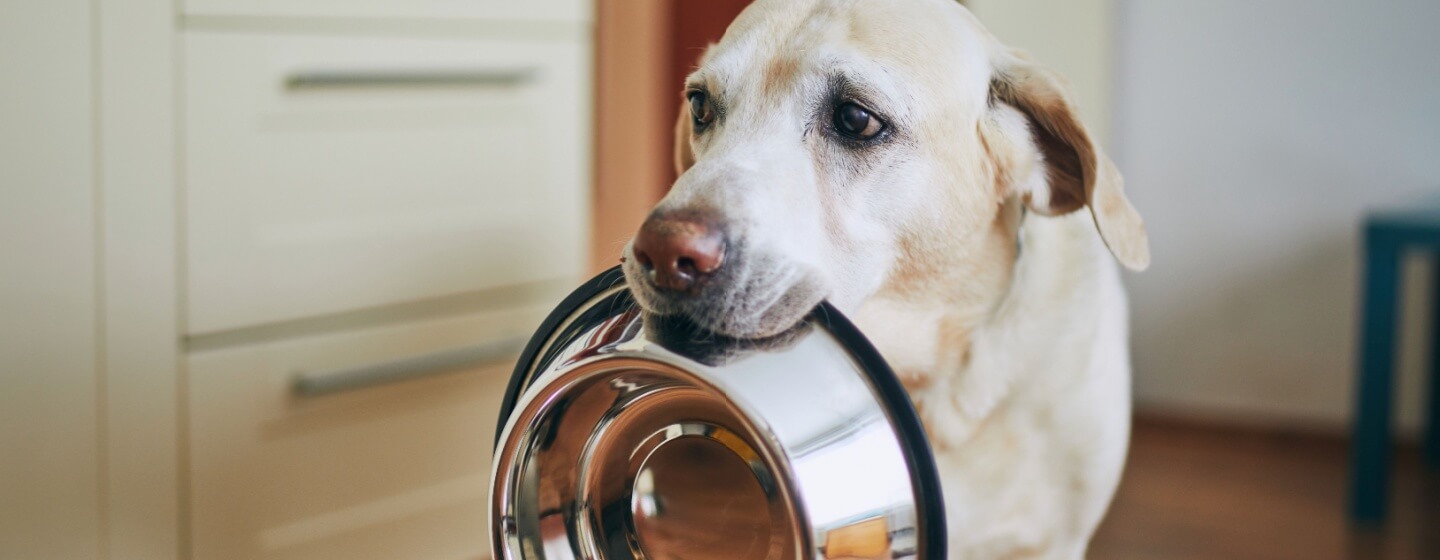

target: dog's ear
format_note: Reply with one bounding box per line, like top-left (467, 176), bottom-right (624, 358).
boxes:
top-left (674, 99), bottom-right (696, 174)
top-left (989, 50), bottom-right (1150, 271)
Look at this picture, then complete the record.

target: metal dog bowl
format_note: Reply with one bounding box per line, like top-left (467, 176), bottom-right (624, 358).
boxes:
top-left (490, 267), bottom-right (945, 559)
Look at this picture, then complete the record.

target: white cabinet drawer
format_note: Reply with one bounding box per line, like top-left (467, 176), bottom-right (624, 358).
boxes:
top-left (184, 31), bottom-right (591, 334)
top-left (184, 0), bottom-right (591, 23)
top-left (187, 304), bottom-right (548, 560)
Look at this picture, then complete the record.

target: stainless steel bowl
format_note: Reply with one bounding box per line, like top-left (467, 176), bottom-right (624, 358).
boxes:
top-left (490, 267), bottom-right (945, 559)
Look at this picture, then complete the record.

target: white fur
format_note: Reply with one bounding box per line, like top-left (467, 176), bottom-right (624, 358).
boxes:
top-left (860, 215), bottom-right (1132, 558)
top-left (622, 1), bottom-right (1148, 557)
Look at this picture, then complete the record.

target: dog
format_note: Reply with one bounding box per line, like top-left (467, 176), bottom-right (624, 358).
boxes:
top-left (619, 0), bottom-right (1150, 557)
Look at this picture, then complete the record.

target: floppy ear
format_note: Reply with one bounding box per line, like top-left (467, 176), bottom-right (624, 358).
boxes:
top-left (990, 51), bottom-right (1150, 271)
top-left (674, 99), bottom-right (696, 174)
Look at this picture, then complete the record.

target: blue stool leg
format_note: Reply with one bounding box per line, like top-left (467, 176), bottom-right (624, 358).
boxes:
top-left (1427, 255), bottom-right (1440, 468)
top-left (1350, 229), bottom-right (1401, 523)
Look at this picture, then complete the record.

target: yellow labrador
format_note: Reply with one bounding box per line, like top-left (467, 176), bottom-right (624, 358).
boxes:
top-left (620, 0), bottom-right (1149, 557)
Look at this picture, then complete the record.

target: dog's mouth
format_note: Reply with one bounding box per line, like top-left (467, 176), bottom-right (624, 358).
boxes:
top-left (620, 248), bottom-right (827, 342)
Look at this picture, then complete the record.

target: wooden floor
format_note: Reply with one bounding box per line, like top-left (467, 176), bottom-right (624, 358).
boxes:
top-left (1090, 420), bottom-right (1439, 560)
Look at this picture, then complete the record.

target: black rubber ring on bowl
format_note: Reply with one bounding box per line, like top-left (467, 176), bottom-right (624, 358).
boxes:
top-left (492, 266), bottom-right (947, 558)
top-left (493, 266), bottom-right (628, 446)
top-left (812, 301), bottom-right (948, 559)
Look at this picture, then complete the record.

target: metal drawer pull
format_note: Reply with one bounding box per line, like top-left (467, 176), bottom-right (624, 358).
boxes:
top-left (293, 336), bottom-right (528, 397)
top-left (285, 68), bottom-right (538, 90)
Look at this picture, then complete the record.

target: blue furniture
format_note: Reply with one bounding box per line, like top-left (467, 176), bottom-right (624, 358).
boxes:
top-left (1351, 209), bottom-right (1440, 522)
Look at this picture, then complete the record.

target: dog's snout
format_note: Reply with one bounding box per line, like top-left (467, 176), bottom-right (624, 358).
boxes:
top-left (633, 214), bottom-right (726, 293)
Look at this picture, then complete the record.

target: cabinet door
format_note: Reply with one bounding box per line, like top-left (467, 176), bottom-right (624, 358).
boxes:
top-left (187, 304), bottom-right (551, 560)
top-left (184, 31), bottom-right (590, 334)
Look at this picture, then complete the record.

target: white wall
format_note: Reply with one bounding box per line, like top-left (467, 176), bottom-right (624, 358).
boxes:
top-left (0, 1), bottom-right (103, 558)
top-left (967, 0), bottom-right (1115, 146)
top-left (1115, 0), bottom-right (1440, 432)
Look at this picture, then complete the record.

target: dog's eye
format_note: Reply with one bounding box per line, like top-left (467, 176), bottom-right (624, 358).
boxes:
top-left (688, 91), bottom-right (716, 128)
top-left (834, 102), bottom-right (885, 140)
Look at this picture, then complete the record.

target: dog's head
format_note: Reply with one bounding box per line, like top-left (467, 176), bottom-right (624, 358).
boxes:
top-left (622, 0), bottom-right (1148, 340)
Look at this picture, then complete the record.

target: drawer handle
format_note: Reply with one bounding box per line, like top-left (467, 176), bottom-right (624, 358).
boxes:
top-left (284, 68), bottom-right (538, 90)
top-left (293, 336), bottom-right (528, 397)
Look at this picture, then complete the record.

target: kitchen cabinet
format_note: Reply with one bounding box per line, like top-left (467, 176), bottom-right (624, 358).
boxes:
top-left (184, 31), bottom-right (589, 333)
top-left (0, 2), bottom-right (593, 559)
top-left (187, 304), bottom-right (551, 559)
top-left (177, 10), bottom-right (592, 560)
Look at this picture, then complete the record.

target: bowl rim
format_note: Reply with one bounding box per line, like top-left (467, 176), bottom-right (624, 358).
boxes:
top-left (493, 265), bottom-right (947, 558)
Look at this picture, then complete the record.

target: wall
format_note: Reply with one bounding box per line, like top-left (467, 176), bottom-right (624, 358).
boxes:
top-left (967, 0), bottom-right (1115, 146)
top-left (1114, 0), bottom-right (1440, 432)
top-left (1, 2), bottom-right (179, 558)
top-left (0, 1), bottom-right (103, 557)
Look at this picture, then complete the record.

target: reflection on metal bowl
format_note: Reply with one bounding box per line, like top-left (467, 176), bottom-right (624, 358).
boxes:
top-left (490, 267), bottom-right (945, 559)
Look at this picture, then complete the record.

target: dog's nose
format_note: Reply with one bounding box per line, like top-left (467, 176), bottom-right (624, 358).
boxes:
top-left (633, 215), bottom-right (726, 293)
